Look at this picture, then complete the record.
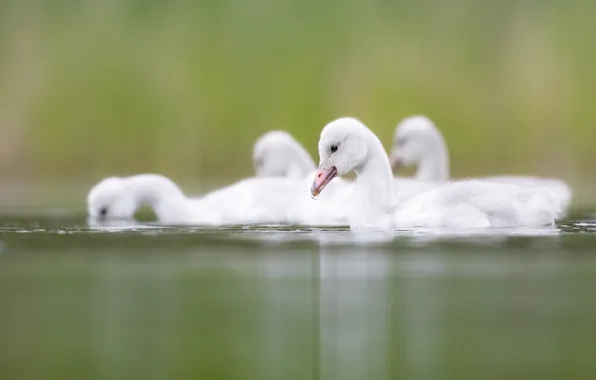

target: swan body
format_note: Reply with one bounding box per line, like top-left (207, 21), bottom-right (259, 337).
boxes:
top-left (87, 173), bottom-right (352, 227)
top-left (311, 117), bottom-right (559, 230)
top-left (389, 115), bottom-right (572, 217)
top-left (286, 171), bottom-right (353, 226)
top-left (393, 179), bottom-right (559, 228)
top-left (481, 175), bottom-right (571, 215)
top-left (87, 174), bottom-right (303, 226)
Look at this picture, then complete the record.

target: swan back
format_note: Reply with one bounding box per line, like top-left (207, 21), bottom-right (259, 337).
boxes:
top-left (484, 175), bottom-right (572, 218)
top-left (253, 131), bottom-right (316, 179)
top-left (396, 179), bottom-right (559, 228)
top-left (390, 116), bottom-right (572, 216)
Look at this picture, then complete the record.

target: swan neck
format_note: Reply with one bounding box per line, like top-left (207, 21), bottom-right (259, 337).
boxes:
top-left (352, 143), bottom-right (396, 224)
top-left (125, 175), bottom-right (187, 218)
top-left (292, 144), bottom-right (317, 178)
top-left (415, 135), bottom-right (449, 182)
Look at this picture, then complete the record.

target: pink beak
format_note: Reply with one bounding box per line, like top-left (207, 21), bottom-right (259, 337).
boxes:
top-left (310, 166), bottom-right (338, 198)
top-left (389, 152), bottom-right (403, 171)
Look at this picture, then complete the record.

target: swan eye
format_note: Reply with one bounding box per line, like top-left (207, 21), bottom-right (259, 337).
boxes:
top-left (99, 207), bottom-right (108, 216)
top-left (330, 145), bottom-right (338, 153)
top-left (397, 137), bottom-right (407, 147)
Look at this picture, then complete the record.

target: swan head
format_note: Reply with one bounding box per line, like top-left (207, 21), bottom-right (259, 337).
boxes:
top-left (311, 117), bottom-right (370, 197)
top-left (389, 115), bottom-right (439, 170)
top-left (253, 131), bottom-right (316, 179)
top-left (87, 177), bottom-right (137, 220)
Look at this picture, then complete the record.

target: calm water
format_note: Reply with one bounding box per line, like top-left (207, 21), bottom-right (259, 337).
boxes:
top-left (1, 213), bottom-right (596, 380)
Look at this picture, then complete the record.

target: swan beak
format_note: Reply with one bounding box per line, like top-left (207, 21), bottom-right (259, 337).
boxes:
top-left (311, 166), bottom-right (338, 198)
top-left (389, 151), bottom-right (402, 171)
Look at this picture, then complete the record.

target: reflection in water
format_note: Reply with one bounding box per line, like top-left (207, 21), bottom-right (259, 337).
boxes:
top-left (1, 215), bottom-right (596, 379)
top-left (402, 253), bottom-right (446, 380)
top-left (404, 226), bottom-right (561, 245)
top-left (316, 250), bottom-right (449, 379)
top-left (91, 260), bottom-right (181, 379)
top-left (249, 244), bottom-right (589, 379)
top-left (220, 226), bottom-right (564, 247)
top-left (318, 249), bottom-right (394, 380)
top-left (259, 253), bottom-right (316, 379)
top-left (86, 216), bottom-right (168, 231)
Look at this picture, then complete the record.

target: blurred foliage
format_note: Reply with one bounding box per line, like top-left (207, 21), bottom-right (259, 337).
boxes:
top-left (0, 0), bottom-right (594, 200)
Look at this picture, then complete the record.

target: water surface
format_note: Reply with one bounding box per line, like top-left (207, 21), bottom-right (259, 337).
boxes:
top-left (1, 213), bottom-right (596, 380)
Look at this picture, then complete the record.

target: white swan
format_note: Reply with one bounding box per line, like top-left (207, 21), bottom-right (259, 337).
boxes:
top-left (87, 174), bottom-right (304, 225)
top-left (250, 130), bottom-right (431, 225)
top-left (249, 130), bottom-right (351, 225)
top-left (253, 131), bottom-right (316, 180)
top-left (253, 130), bottom-right (435, 204)
top-left (310, 117), bottom-right (560, 230)
top-left (389, 115), bottom-right (572, 216)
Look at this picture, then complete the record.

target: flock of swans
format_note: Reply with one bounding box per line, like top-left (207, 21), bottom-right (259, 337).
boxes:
top-left (87, 116), bottom-right (572, 229)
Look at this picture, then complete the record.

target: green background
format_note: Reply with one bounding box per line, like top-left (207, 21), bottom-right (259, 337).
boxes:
top-left (0, 0), bottom-right (594, 207)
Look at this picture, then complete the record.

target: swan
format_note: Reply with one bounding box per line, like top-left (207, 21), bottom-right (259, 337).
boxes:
top-left (87, 174), bottom-right (305, 225)
top-left (253, 130), bottom-right (435, 203)
top-left (389, 115), bottom-right (572, 216)
top-left (249, 130), bottom-right (351, 225)
top-left (253, 131), bottom-right (316, 179)
top-left (310, 117), bottom-right (560, 230)
top-left (250, 130), bottom-right (431, 225)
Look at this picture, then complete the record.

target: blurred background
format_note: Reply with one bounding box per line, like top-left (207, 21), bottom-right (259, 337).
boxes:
top-left (0, 0), bottom-right (594, 209)
top-left (3, 3), bottom-right (596, 379)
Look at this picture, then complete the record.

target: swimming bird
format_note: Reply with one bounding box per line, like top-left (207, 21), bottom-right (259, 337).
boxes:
top-left (253, 131), bottom-right (316, 180)
top-left (87, 174), bottom-right (304, 226)
top-left (389, 115), bottom-right (572, 217)
top-left (252, 129), bottom-right (436, 202)
top-left (311, 117), bottom-right (560, 229)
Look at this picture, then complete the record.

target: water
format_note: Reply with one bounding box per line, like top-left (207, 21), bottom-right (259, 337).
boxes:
top-left (1, 213), bottom-right (596, 380)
